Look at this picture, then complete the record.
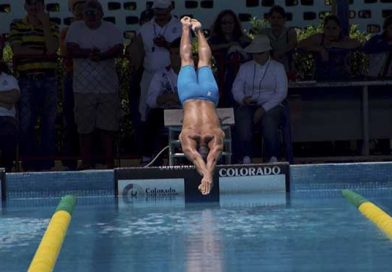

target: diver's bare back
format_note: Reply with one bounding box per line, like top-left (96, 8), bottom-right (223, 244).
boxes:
top-left (182, 100), bottom-right (223, 139)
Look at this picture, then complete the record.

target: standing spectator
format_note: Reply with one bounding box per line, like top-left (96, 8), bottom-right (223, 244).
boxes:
top-left (66, 0), bottom-right (123, 169)
top-left (0, 46), bottom-right (20, 171)
top-left (145, 38), bottom-right (181, 163)
top-left (59, 0), bottom-right (87, 170)
top-left (209, 9), bottom-right (251, 107)
top-left (363, 16), bottom-right (392, 78)
top-left (259, 5), bottom-right (297, 73)
top-left (132, 0), bottom-right (181, 164)
top-left (232, 35), bottom-right (287, 163)
top-left (8, 0), bottom-right (59, 171)
top-left (297, 15), bottom-right (361, 81)
top-left (125, 7), bottom-right (154, 161)
top-left (0, 34), bottom-right (4, 52)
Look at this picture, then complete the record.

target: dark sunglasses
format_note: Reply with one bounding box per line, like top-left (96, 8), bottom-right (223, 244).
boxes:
top-left (221, 21), bottom-right (234, 25)
top-left (84, 9), bottom-right (98, 16)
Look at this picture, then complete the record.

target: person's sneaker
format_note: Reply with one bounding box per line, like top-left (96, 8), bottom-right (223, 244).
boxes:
top-left (268, 156), bottom-right (278, 163)
top-left (242, 156), bottom-right (251, 164)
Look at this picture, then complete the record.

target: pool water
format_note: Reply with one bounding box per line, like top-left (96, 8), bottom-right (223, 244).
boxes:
top-left (1, 190), bottom-right (392, 272)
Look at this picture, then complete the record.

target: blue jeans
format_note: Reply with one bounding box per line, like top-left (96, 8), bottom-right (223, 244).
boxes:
top-left (234, 104), bottom-right (284, 160)
top-left (18, 75), bottom-right (58, 170)
top-left (0, 117), bottom-right (18, 171)
top-left (62, 73), bottom-right (79, 169)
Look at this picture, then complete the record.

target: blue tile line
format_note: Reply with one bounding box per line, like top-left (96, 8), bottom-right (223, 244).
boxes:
top-left (6, 170), bottom-right (114, 198)
top-left (4, 162), bottom-right (392, 199)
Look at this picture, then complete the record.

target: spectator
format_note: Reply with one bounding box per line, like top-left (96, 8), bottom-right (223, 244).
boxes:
top-left (209, 9), bottom-right (251, 107)
top-left (231, 35), bottom-right (287, 163)
top-left (131, 0), bottom-right (181, 164)
top-left (66, 0), bottom-right (123, 169)
top-left (297, 15), bottom-right (361, 81)
top-left (0, 47), bottom-right (20, 171)
top-left (363, 16), bottom-right (392, 78)
top-left (125, 7), bottom-right (154, 161)
top-left (139, 8), bottom-right (154, 25)
top-left (59, 0), bottom-right (87, 170)
top-left (259, 5), bottom-right (297, 73)
top-left (145, 38), bottom-right (181, 163)
top-left (8, 0), bottom-right (59, 171)
top-left (0, 34), bottom-right (4, 52)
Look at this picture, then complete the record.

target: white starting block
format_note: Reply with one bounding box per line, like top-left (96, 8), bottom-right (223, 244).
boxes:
top-left (164, 108), bottom-right (235, 166)
top-left (115, 163), bottom-right (290, 204)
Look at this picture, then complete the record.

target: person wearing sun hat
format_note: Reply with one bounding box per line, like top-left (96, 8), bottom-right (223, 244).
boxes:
top-left (231, 34), bottom-right (288, 164)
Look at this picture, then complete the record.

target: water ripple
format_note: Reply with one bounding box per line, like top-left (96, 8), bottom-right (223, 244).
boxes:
top-left (0, 217), bottom-right (48, 250)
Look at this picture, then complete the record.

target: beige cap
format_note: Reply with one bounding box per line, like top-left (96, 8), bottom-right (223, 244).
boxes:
top-left (243, 35), bottom-right (272, 54)
top-left (68, 0), bottom-right (86, 11)
top-left (152, 0), bottom-right (172, 9)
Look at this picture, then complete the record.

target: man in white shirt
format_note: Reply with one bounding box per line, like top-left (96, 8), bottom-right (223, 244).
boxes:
top-left (144, 38), bottom-right (181, 163)
top-left (130, 0), bottom-right (181, 164)
top-left (146, 38), bottom-right (181, 109)
top-left (66, 0), bottom-right (123, 169)
top-left (0, 62), bottom-right (20, 171)
top-left (231, 35), bottom-right (288, 164)
top-left (133, 0), bottom-right (181, 121)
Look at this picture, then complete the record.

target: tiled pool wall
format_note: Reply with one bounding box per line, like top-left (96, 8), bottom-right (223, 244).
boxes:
top-left (2, 162), bottom-right (392, 200)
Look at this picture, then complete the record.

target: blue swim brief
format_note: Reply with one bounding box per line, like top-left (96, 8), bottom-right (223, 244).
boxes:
top-left (177, 65), bottom-right (219, 106)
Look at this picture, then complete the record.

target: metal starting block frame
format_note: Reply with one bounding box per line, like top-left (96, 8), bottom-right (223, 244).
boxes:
top-left (164, 108), bottom-right (235, 166)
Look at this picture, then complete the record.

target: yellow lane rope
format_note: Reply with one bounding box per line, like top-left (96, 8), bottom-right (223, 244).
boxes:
top-left (342, 190), bottom-right (392, 239)
top-left (28, 195), bottom-right (76, 272)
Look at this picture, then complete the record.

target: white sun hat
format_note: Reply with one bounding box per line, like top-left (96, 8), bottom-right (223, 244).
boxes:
top-left (243, 35), bottom-right (272, 54)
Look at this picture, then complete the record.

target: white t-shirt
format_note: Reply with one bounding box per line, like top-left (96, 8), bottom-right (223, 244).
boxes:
top-left (0, 72), bottom-right (19, 117)
top-left (65, 21), bottom-right (123, 94)
top-left (139, 16), bottom-right (181, 73)
top-left (232, 59), bottom-right (288, 112)
top-left (146, 67), bottom-right (179, 108)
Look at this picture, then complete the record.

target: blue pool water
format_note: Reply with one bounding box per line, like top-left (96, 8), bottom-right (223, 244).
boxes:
top-left (1, 190), bottom-right (392, 272)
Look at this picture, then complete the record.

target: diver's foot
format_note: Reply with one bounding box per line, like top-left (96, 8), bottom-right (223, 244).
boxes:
top-left (190, 19), bottom-right (202, 33)
top-left (181, 16), bottom-right (192, 28)
top-left (198, 176), bottom-right (213, 195)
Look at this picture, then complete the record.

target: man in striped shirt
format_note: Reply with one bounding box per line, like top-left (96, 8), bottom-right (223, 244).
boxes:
top-left (8, 0), bottom-right (59, 171)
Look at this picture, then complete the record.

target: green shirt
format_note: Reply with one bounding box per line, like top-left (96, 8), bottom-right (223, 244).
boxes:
top-left (8, 17), bottom-right (59, 74)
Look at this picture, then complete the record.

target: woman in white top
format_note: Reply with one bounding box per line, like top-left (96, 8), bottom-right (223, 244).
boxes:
top-left (231, 35), bottom-right (288, 164)
top-left (0, 61), bottom-right (20, 171)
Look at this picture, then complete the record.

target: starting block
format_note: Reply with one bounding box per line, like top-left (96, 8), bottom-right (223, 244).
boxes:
top-left (115, 163), bottom-right (290, 205)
